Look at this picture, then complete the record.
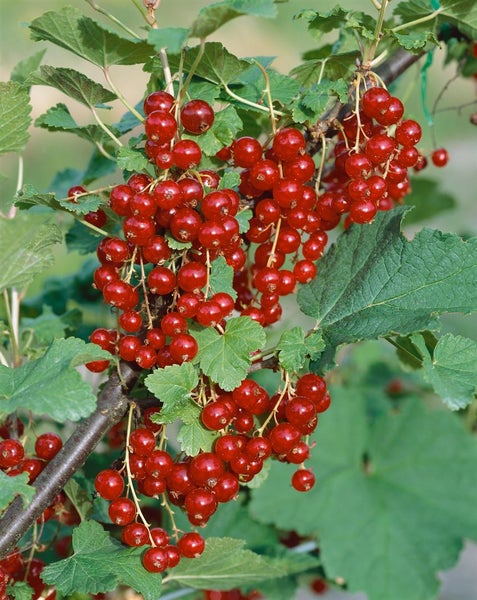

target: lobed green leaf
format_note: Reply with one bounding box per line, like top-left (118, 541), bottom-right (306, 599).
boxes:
top-left (192, 317), bottom-right (266, 391)
top-left (298, 207), bottom-right (477, 370)
top-left (0, 338), bottom-right (111, 422)
top-left (42, 521), bottom-right (163, 599)
top-left (0, 471), bottom-right (35, 514)
top-left (29, 7), bottom-right (153, 68)
top-left (0, 81), bottom-right (32, 156)
top-left (0, 215), bottom-right (62, 292)
top-left (250, 386), bottom-right (477, 600)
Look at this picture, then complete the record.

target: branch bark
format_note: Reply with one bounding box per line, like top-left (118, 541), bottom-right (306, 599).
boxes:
top-left (0, 363), bottom-right (139, 558)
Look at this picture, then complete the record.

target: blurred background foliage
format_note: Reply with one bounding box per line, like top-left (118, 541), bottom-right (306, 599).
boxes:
top-left (0, 0), bottom-right (476, 334)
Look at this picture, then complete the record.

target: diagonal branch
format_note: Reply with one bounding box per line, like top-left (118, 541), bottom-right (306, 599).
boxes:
top-left (0, 363), bottom-right (139, 558)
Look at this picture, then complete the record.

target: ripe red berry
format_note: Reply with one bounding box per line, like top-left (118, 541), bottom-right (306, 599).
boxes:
top-left (431, 147), bottom-right (449, 167)
top-left (142, 546), bottom-right (169, 573)
top-left (122, 522), bottom-right (150, 547)
top-left (0, 439), bottom-right (24, 468)
top-left (291, 468), bottom-right (315, 492)
top-left (177, 532), bottom-right (205, 558)
top-left (272, 127), bottom-right (306, 161)
top-left (180, 99), bottom-right (215, 134)
top-left (108, 497), bottom-right (136, 526)
top-left (94, 469), bottom-right (125, 500)
top-left (144, 90), bottom-right (175, 115)
top-left (34, 433), bottom-right (62, 461)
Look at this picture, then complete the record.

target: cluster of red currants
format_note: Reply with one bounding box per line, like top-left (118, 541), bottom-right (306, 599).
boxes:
top-left (0, 425), bottom-right (77, 598)
top-left (315, 85), bottom-right (431, 226)
top-left (83, 83), bottom-right (437, 575)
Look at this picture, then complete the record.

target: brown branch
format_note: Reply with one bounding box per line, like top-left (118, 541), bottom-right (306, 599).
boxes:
top-left (0, 363), bottom-right (139, 558)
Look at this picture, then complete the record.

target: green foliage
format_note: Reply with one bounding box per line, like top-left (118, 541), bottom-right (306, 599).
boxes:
top-left (148, 27), bottom-right (189, 54)
top-left (177, 410), bottom-right (217, 455)
top-left (250, 385), bottom-right (477, 600)
top-left (0, 471), bottom-right (34, 513)
top-left (164, 537), bottom-right (283, 589)
top-left (176, 42), bottom-right (251, 86)
top-left (0, 215), bottom-right (62, 293)
top-left (207, 256), bottom-right (237, 300)
top-left (27, 66), bottom-right (117, 107)
top-left (10, 50), bottom-right (46, 87)
top-left (298, 207), bottom-right (477, 370)
top-left (190, 0), bottom-right (278, 38)
top-left (0, 81), bottom-right (32, 155)
top-left (21, 305), bottom-right (81, 346)
top-left (295, 7), bottom-right (376, 41)
top-left (5, 582), bottom-right (34, 600)
top-left (0, 338), bottom-right (111, 421)
top-left (29, 7), bottom-right (153, 68)
top-left (276, 327), bottom-right (325, 372)
top-left (192, 317), bottom-right (266, 391)
top-left (42, 521), bottom-right (163, 599)
top-left (404, 178), bottom-right (456, 223)
top-left (412, 332), bottom-right (477, 410)
top-left (145, 362), bottom-right (199, 423)
top-left (116, 147), bottom-right (150, 173)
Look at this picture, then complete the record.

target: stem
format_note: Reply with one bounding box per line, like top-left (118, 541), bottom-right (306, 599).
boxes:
top-left (103, 68), bottom-right (144, 123)
top-left (160, 48), bottom-right (174, 97)
top-left (179, 38), bottom-right (206, 103)
top-left (253, 60), bottom-right (277, 135)
top-left (0, 364), bottom-right (139, 557)
top-left (3, 290), bottom-right (20, 367)
top-left (129, 0), bottom-right (151, 26)
top-left (8, 156), bottom-right (23, 219)
top-left (392, 7), bottom-right (444, 34)
top-left (85, 0), bottom-right (141, 39)
top-left (223, 83), bottom-right (285, 117)
top-left (364, 0), bottom-right (390, 63)
top-left (124, 404), bottom-right (155, 543)
top-left (91, 106), bottom-right (123, 146)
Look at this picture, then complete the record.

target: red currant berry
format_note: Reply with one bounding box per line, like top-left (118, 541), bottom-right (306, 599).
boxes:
top-left (94, 469), bottom-right (124, 500)
top-left (180, 100), bottom-right (215, 134)
top-left (108, 497), bottom-right (136, 526)
top-left (177, 532), bottom-right (205, 558)
top-left (34, 433), bottom-right (62, 461)
top-left (291, 468), bottom-right (315, 492)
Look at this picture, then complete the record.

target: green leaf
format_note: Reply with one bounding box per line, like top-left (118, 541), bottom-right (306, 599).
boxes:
top-left (29, 7), bottom-right (153, 68)
top-left (21, 305), bottom-right (81, 345)
top-left (164, 537), bottom-right (283, 589)
top-left (186, 105), bottom-right (242, 156)
top-left (389, 29), bottom-right (439, 52)
top-left (191, 0), bottom-right (277, 38)
top-left (145, 362), bottom-right (199, 423)
top-left (218, 171), bottom-right (241, 190)
top-left (192, 317), bottom-right (266, 391)
top-left (0, 471), bottom-right (34, 513)
top-left (0, 81), bottom-right (32, 155)
top-left (298, 207), bottom-right (477, 370)
top-left (35, 104), bottom-right (114, 146)
top-left (5, 582), bottom-right (34, 600)
top-left (250, 386), bottom-right (477, 600)
top-left (42, 521), bottom-right (163, 600)
top-left (0, 338), bottom-right (111, 422)
top-left (10, 49), bottom-right (46, 86)
top-left (291, 78), bottom-right (348, 123)
top-left (177, 416), bottom-right (216, 456)
top-left (236, 208), bottom-right (253, 233)
top-left (231, 65), bottom-right (300, 107)
top-left (148, 27), bottom-right (189, 54)
top-left (295, 7), bottom-right (376, 41)
top-left (65, 220), bottom-right (103, 255)
top-left (116, 147), bottom-right (150, 173)
top-left (413, 332), bottom-right (477, 410)
top-left (207, 256), bottom-right (237, 300)
top-left (404, 177), bottom-right (456, 223)
top-left (291, 50), bottom-right (359, 86)
top-left (27, 66), bottom-right (116, 107)
top-left (176, 42), bottom-right (251, 86)
top-left (276, 327), bottom-right (325, 373)
top-left (0, 215), bottom-right (62, 292)
top-left (64, 478), bottom-right (94, 522)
